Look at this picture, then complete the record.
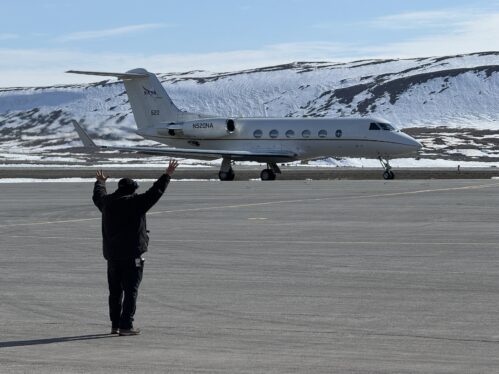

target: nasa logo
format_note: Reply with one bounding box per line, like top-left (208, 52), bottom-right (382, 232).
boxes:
top-left (143, 86), bottom-right (157, 96)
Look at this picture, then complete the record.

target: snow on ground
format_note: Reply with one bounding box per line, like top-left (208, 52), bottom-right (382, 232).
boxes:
top-left (0, 178), bottom-right (220, 183)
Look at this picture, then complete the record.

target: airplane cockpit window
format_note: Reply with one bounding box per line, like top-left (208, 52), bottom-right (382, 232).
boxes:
top-left (378, 123), bottom-right (395, 131)
top-left (269, 129), bottom-right (279, 138)
top-left (369, 123), bottom-right (380, 130)
top-left (253, 129), bottom-right (263, 138)
top-left (318, 129), bottom-right (327, 138)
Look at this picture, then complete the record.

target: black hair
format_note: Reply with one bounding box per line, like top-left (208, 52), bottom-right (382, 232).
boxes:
top-left (117, 178), bottom-right (139, 193)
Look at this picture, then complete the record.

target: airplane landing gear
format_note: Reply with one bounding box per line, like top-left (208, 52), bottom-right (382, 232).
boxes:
top-left (382, 170), bottom-right (394, 180)
top-left (217, 160), bottom-right (283, 181)
top-left (260, 163), bottom-right (281, 181)
top-left (219, 168), bottom-right (235, 181)
top-left (218, 158), bottom-right (235, 181)
top-left (260, 169), bottom-right (276, 181)
top-left (379, 157), bottom-right (395, 180)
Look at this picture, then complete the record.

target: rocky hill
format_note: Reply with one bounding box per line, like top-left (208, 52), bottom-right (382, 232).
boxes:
top-left (1, 51), bottom-right (498, 166)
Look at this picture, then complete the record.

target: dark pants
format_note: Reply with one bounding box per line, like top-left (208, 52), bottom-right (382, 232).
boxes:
top-left (107, 258), bottom-right (144, 329)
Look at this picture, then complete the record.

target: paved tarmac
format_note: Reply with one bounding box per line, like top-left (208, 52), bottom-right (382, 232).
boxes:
top-left (1, 179), bottom-right (499, 373)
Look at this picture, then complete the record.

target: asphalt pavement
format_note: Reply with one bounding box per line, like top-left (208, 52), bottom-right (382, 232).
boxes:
top-left (1, 179), bottom-right (499, 373)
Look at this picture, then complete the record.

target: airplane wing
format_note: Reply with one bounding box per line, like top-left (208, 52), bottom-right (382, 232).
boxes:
top-left (71, 121), bottom-right (297, 162)
top-left (100, 145), bottom-right (297, 162)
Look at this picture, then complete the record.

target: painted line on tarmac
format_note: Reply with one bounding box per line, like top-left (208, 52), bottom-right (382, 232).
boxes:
top-left (0, 217), bottom-right (99, 228)
top-left (0, 182), bottom-right (498, 228)
top-left (148, 181), bottom-right (499, 216)
top-left (2, 234), bottom-right (498, 247)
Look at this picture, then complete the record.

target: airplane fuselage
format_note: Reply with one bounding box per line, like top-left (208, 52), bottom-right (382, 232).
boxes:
top-left (137, 117), bottom-right (421, 161)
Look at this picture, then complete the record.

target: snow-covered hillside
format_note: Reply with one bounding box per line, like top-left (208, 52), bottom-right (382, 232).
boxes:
top-left (1, 52), bottom-right (499, 166)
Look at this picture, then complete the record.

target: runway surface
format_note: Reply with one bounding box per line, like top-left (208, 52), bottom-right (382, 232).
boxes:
top-left (1, 179), bottom-right (499, 373)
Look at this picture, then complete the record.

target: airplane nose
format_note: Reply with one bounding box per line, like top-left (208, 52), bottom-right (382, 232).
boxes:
top-left (397, 133), bottom-right (422, 155)
top-left (410, 138), bottom-right (423, 150)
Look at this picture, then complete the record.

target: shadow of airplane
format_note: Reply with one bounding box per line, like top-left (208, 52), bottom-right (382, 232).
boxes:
top-left (0, 333), bottom-right (116, 348)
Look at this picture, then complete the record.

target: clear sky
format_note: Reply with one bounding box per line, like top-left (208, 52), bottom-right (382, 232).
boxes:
top-left (1, 0), bottom-right (499, 87)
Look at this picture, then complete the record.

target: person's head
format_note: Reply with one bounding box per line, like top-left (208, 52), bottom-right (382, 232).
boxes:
top-left (117, 178), bottom-right (139, 194)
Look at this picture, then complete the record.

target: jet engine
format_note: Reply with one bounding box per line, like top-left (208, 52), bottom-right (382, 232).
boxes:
top-left (181, 118), bottom-right (236, 138)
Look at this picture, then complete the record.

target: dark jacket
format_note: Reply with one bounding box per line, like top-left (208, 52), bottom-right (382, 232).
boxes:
top-left (92, 174), bottom-right (170, 260)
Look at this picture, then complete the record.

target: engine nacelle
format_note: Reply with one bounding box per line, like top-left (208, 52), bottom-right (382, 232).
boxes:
top-left (181, 118), bottom-right (236, 138)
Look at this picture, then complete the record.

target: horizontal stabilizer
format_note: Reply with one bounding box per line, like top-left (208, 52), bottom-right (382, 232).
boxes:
top-left (71, 120), bottom-right (97, 148)
top-left (66, 70), bottom-right (148, 79)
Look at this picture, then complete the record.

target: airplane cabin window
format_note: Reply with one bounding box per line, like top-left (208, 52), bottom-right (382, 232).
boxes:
top-left (285, 130), bottom-right (295, 138)
top-left (378, 123), bottom-right (395, 131)
top-left (253, 129), bottom-right (263, 138)
top-left (369, 123), bottom-right (380, 130)
top-left (269, 129), bottom-right (279, 138)
top-left (302, 130), bottom-right (311, 138)
top-left (318, 129), bottom-right (327, 138)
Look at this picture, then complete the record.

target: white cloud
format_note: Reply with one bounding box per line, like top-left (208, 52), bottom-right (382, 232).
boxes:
top-left (56, 24), bottom-right (167, 42)
top-left (0, 42), bottom-right (351, 87)
top-left (361, 12), bottom-right (499, 58)
top-left (370, 9), bottom-right (473, 29)
top-left (1, 6), bottom-right (499, 87)
top-left (0, 33), bottom-right (20, 41)
top-left (313, 8), bottom-right (477, 31)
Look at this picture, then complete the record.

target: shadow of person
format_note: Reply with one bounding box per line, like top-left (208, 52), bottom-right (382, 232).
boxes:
top-left (0, 333), bottom-right (116, 348)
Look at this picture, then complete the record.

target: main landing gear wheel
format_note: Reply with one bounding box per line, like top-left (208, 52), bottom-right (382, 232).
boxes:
top-left (260, 169), bottom-right (276, 181)
top-left (260, 162), bottom-right (281, 181)
top-left (218, 157), bottom-right (235, 181)
top-left (219, 168), bottom-right (235, 181)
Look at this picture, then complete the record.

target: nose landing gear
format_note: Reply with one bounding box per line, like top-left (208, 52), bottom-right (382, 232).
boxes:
top-left (383, 170), bottom-right (395, 180)
top-left (379, 157), bottom-right (395, 180)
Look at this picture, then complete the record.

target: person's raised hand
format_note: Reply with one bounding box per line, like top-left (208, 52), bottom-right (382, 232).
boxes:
top-left (166, 159), bottom-right (179, 176)
top-left (96, 169), bottom-right (108, 182)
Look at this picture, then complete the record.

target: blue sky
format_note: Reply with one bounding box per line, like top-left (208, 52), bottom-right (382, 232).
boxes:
top-left (1, 0), bottom-right (499, 86)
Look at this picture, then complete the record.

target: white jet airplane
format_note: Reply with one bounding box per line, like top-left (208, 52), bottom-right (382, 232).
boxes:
top-left (68, 68), bottom-right (422, 181)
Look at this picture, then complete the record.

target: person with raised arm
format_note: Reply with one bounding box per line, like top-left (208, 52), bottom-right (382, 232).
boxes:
top-left (92, 160), bottom-right (178, 336)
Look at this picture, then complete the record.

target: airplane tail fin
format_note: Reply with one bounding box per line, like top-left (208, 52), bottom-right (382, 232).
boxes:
top-left (67, 68), bottom-right (184, 129)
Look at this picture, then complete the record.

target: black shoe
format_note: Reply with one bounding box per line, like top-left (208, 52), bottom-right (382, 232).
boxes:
top-left (119, 327), bottom-right (141, 336)
top-left (111, 327), bottom-right (119, 334)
